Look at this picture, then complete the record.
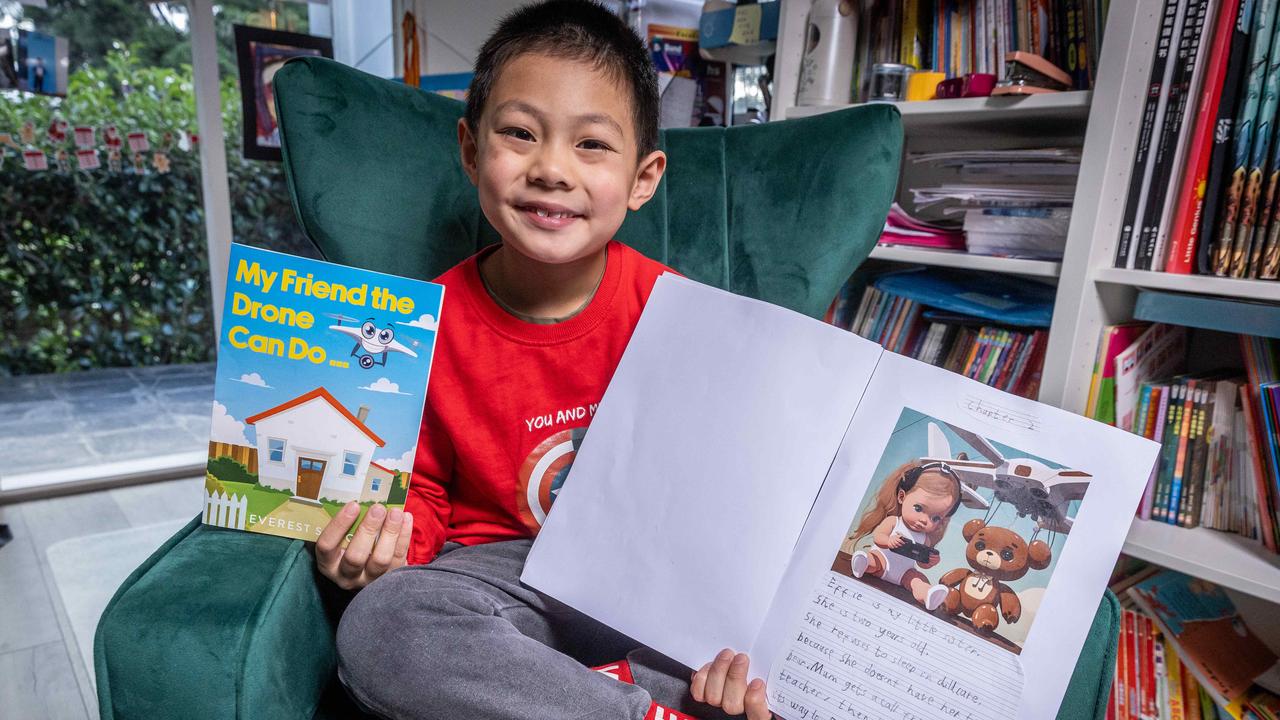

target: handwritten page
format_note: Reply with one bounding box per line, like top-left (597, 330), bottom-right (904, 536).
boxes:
top-left (773, 572), bottom-right (1021, 720)
top-left (755, 351), bottom-right (1159, 719)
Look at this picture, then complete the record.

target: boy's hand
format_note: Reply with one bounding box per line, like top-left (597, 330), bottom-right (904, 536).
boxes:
top-left (887, 533), bottom-right (907, 549)
top-left (691, 649), bottom-right (772, 720)
top-left (315, 502), bottom-right (412, 591)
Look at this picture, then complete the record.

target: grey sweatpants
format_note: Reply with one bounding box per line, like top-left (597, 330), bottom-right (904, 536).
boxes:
top-left (336, 538), bottom-right (737, 720)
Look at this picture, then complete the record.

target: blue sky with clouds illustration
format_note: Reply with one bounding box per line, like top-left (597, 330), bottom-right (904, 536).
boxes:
top-left (209, 245), bottom-right (444, 471)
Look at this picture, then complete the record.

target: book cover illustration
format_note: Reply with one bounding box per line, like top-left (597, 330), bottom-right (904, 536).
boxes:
top-left (202, 243), bottom-right (444, 542)
top-left (833, 408), bottom-right (1091, 656)
top-left (1129, 570), bottom-right (1278, 705)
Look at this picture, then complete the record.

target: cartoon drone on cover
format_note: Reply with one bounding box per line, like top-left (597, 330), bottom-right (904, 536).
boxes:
top-left (924, 422), bottom-right (1091, 536)
top-left (326, 314), bottom-right (419, 369)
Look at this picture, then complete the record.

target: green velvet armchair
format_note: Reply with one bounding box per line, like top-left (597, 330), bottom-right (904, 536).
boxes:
top-left (94, 57), bottom-right (1118, 720)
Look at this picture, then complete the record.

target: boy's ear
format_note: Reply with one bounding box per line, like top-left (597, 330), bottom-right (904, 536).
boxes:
top-left (628, 149), bottom-right (667, 211)
top-left (457, 117), bottom-right (479, 186)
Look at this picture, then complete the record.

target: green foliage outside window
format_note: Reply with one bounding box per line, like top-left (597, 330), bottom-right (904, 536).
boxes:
top-left (0, 48), bottom-right (316, 376)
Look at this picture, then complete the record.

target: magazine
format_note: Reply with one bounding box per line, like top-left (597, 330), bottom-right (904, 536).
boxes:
top-left (523, 274), bottom-right (1160, 720)
top-left (202, 243), bottom-right (443, 542)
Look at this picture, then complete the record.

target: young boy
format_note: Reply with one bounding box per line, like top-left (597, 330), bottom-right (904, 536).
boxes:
top-left (313, 2), bottom-right (771, 718)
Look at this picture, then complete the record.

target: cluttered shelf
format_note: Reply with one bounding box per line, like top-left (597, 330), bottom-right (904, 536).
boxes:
top-left (870, 245), bottom-right (1062, 278)
top-left (783, 90), bottom-right (1092, 130)
top-left (1095, 267), bottom-right (1280, 304)
top-left (1124, 519), bottom-right (1280, 603)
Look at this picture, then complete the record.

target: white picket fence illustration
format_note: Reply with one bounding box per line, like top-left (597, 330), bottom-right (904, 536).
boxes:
top-left (204, 489), bottom-right (248, 530)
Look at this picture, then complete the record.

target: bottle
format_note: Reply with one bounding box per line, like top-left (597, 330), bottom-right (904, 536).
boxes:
top-left (795, 0), bottom-right (857, 107)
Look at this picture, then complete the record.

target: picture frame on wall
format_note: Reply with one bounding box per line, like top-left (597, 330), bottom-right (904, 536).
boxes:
top-left (233, 25), bottom-right (333, 161)
top-left (16, 29), bottom-right (68, 96)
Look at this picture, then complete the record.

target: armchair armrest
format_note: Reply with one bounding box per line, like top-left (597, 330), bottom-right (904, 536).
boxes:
top-left (95, 516), bottom-right (342, 720)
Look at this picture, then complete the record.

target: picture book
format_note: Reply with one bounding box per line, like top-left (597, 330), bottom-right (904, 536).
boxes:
top-left (202, 243), bottom-right (443, 542)
top-left (1128, 570), bottom-right (1278, 709)
top-left (523, 275), bottom-right (1160, 720)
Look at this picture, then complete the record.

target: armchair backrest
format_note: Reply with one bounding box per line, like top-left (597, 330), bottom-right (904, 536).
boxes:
top-left (273, 57), bottom-right (901, 318)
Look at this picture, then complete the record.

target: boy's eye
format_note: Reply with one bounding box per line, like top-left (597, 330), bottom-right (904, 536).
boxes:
top-left (578, 139), bottom-right (611, 151)
top-left (912, 503), bottom-right (923, 512)
top-left (500, 127), bottom-right (534, 141)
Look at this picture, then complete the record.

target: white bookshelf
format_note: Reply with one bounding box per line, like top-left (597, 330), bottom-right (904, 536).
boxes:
top-left (1095, 267), bottom-right (1280, 303)
top-left (869, 245), bottom-right (1062, 278)
top-left (784, 90), bottom-right (1093, 132)
top-left (1124, 520), bottom-right (1280, 603)
top-left (771, 0), bottom-right (1280, 603)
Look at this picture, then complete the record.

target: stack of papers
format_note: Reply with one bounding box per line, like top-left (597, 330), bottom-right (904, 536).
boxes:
top-left (905, 148), bottom-right (1080, 260)
top-left (879, 203), bottom-right (966, 250)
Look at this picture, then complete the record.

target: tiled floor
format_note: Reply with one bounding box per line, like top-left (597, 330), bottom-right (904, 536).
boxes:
top-left (0, 476), bottom-right (204, 720)
top-left (0, 364), bottom-right (214, 479)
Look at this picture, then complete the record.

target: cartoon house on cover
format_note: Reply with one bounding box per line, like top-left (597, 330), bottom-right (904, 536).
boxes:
top-left (246, 387), bottom-right (393, 504)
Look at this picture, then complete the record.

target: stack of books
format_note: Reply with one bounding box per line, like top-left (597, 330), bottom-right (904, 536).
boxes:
top-left (907, 148), bottom-right (1080, 260)
top-left (1087, 324), bottom-right (1280, 552)
top-left (826, 269), bottom-right (1051, 399)
top-left (1108, 565), bottom-right (1280, 720)
top-left (1115, 0), bottom-right (1280, 279)
top-left (853, 0), bottom-right (1106, 101)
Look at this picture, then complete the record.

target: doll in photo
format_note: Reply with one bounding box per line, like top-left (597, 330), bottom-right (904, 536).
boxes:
top-left (846, 461), bottom-right (962, 610)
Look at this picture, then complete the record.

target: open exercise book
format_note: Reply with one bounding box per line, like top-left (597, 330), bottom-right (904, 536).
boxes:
top-left (523, 274), bottom-right (1160, 720)
top-left (202, 243), bottom-right (442, 542)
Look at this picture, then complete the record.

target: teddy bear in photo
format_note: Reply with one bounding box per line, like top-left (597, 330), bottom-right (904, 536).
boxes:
top-left (939, 519), bottom-right (1052, 632)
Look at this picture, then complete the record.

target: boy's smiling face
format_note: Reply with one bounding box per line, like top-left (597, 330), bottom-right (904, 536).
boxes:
top-left (458, 52), bottom-right (665, 267)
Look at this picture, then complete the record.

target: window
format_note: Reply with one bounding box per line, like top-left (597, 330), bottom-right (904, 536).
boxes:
top-left (371, 477), bottom-right (381, 492)
top-left (268, 438), bottom-right (286, 463)
top-left (342, 451), bottom-right (360, 476)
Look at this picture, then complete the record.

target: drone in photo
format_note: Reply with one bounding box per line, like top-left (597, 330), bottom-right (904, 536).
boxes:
top-left (923, 421), bottom-right (1091, 535)
top-left (326, 314), bottom-right (419, 369)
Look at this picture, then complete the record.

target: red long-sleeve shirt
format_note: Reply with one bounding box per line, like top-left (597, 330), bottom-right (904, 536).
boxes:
top-left (405, 240), bottom-right (672, 564)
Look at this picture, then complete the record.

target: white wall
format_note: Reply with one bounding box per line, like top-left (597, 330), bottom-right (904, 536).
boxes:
top-left (417, 0), bottom-right (524, 75)
top-left (309, 0), bottom-right (395, 78)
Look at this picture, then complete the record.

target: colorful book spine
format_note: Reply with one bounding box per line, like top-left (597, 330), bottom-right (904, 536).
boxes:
top-left (1182, 384), bottom-right (1214, 527)
top-left (1138, 0), bottom-right (1212, 271)
top-left (1167, 381), bottom-right (1200, 525)
top-left (1154, 382), bottom-right (1188, 523)
top-left (1200, 0), bottom-right (1261, 274)
top-left (1140, 383), bottom-right (1171, 520)
top-left (1231, 5), bottom-right (1280, 277)
top-left (1213, 0), bottom-right (1280, 275)
top-left (1167, 0), bottom-right (1244, 273)
top-left (1117, 0), bottom-right (1187, 269)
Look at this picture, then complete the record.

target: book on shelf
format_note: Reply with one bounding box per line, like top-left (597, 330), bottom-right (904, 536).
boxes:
top-left (1116, 0), bottom-right (1186, 270)
top-left (1109, 0), bottom-right (1280, 278)
top-left (1108, 565), bottom-right (1280, 720)
top-left (1087, 325), bottom-right (1280, 550)
top-left (1137, 0), bottom-right (1214, 272)
top-left (1128, 570), bottom-right (1280, 712)
top-left (1166, 0), bottom-right (1245, 275)
top-left (825, 268), bottom-right (1052, 399)
top-left (839, 0), bottom-right (1105, 105)
top-left (1228, 2), bottom-right (1280, 278)
top-left (201, 243), bottom-right (443, 542)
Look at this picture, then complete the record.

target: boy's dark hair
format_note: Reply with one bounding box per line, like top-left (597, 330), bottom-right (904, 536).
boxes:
top-left (465, 0), bottom-right (660, 158)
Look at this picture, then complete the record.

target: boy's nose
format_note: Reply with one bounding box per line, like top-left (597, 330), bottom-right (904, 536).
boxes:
top-left (527, 146), bottom-right (573, 190)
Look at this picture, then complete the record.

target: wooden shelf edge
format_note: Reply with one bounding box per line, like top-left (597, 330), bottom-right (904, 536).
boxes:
top-left (870, 245), bottom-right (1062, 278)
top-left (1123, 518), bottom-right (1280, 603)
